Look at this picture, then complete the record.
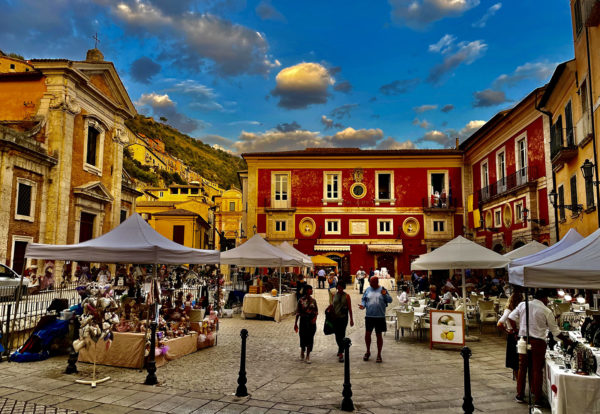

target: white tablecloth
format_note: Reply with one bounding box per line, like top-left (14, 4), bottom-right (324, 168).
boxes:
top-left (545, 356), bottom-right (600, 414)
top-left (242, 293), bottom-right (297, 322)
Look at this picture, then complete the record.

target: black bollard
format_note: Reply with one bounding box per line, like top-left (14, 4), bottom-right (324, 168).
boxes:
top-left (236, 329), bottom-right (249, 397)
top-left (461, 346), bottom-right (474, 414)
top-left (145, 320), bottom-right (158, 385)
top-left (341, 337), bottom-right (354, 411)
top-left (65, 317), bottom-right (80, 374)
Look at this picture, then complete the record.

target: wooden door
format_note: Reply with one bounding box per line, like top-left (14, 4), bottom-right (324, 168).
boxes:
top-left (12, 241), bottom-right (28, 275)
top-left (341, 255), bottom-right (351, 283)
top-left (79, 212), bottom-right (95, 242)
top-left (173, 225), bottom-right (185, 245)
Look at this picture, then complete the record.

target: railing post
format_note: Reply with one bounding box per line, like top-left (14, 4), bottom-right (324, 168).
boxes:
top-left (461, 346), bottom-right (474, 414)
top-left (236, 329), bottom-right (249, 397)
top-left (341, 337), bottom-right (354, 411)
top-left (3, 304), bottom-right (11, 360)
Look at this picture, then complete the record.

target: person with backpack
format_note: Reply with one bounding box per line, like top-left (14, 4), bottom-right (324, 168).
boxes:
top-left (329, 281), bottom-right (354, 362)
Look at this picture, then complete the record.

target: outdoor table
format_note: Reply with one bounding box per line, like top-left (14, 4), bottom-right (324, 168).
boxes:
top-left (545, 354), bottom-right (600, 414)
top-left (354, 278), bottom-right (395, 291)
top-left (242, 292), bottom-right (297, 322)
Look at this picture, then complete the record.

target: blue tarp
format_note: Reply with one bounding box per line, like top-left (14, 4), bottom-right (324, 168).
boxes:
top-left (10, 319), bottom-right (69, 363)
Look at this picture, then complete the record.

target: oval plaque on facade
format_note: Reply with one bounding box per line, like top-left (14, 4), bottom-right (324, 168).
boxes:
top-left (402, 217), bottom-right (419, 237)
top-left (299, 217), bottom-right (316, 237)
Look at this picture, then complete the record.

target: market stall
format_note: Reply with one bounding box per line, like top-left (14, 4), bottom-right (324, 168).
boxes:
top-left (508, 228), bottom-right (600, 413)
top-left (221, 235), bottom-right (302, 321)
top-left (411, 236), bottom-right (510, 343)
top-left (503, 240), bottom-right (547, 260)
top-left (25, 214), bottom-right (220, 383)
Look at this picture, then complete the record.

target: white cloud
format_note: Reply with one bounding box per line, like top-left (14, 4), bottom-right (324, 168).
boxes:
top-left (328, 127), bottom-right (383, 147)
top-left (413, 118), bottom-right (432, 129)
top-left (111, 1), bottom-right (280, 76)
top-left (493, 61), bottom-right (557, 89)
top-left (321, 115), bottom-right (344, 130)
top-left (472, 89), bottom-right (510, 107)
top-left (228, 120), bottom-right (262, 126)
top-left (459, 120), bottom-right (485, 139)
top-left (429, 34), bottom-right (456, 54)
top-left (427, 40), bottom-right (487, 84)
top-left (414, 104), bottom-right (438, 113)
top-left (271, 62), bottom-right (335, 109)
top-left (376, 137), bottom-right (417, 150)
top-left (389, 0), bottom-right (480, 29)
top-left (136, 92), bottom-right (206, 133)
top-left (233, 129), bottom-right (324, 153)
top-left (472, 3), bottom-right (501, 28)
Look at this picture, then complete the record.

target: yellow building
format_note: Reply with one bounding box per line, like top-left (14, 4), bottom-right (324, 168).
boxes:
top-left (149, 209), bottom-right (210, 249)
top-left (538, 1), bottom-right (600, 238)
top-left (128, 134), bottom-right (167, 171)
top-left (214, 188), bottom-right (243, 250)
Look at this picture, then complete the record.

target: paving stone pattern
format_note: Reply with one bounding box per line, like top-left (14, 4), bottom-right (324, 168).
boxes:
top-left (0, 287), bottom-right (549, 413)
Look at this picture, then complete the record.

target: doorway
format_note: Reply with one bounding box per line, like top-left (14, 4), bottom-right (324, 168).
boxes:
top-left (377, 254), bottom-right (395, 278)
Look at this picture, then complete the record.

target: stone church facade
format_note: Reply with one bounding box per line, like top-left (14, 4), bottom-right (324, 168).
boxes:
top-left (0, 49), bottom-right (140, 276)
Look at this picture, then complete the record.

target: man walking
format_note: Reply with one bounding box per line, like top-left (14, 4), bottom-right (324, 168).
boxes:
top-left (356, 266), bottom-right (366, 294)
top-left (508, 289), bottom-right (570, 408)
top-left (317, 268), bottom-right (326, 289)
top-left (358, 276), bottom-right (392, 363)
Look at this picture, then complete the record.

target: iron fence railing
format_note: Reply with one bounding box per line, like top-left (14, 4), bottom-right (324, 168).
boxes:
top-left (1, 283), bottom-right (81, 358)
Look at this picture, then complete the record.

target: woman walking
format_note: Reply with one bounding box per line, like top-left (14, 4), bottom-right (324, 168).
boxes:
top-left (294, 285), bottom-right (318, 363)
top-left (330, 281), bottom-right (354, 362)
top-left (497, 286), bottom-right (523, 379)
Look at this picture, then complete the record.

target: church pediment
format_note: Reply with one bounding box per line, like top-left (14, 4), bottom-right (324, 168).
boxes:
top-left (73, 181), bottom-right (114, 203)
top-left (74, 62), bottom-right (137, 117)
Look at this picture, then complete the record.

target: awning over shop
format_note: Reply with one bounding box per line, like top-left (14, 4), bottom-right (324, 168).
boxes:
top-left (314, 245), bottom-right (351, 252)
top-left (367, 244), bottom-right (403, 253)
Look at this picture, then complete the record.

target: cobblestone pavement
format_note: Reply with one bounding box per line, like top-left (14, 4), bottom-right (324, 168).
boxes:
top-left (0, 287), bottom-right (549, 413)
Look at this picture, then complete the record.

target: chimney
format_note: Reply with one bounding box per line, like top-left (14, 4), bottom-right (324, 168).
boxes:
top-left (455, 137), bottom-right (459, 149)
top-left (86, 48), bottom-right (104, 62)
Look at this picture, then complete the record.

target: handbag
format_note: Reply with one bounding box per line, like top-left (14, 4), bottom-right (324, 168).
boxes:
top-left (323, 305), bottom-right (335, 335)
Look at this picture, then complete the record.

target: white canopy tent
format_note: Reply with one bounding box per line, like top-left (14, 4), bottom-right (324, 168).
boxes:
top-left (411, 236), bottom-right (511, 336)
top-left (277, 241), bottom-right (313, 268)
top-left (508, 228), bottom-right (600, 289)
top-left (25, 213), bottom-right (220, 264)
top-left (508, 228), bottom-right (583, 268)
top-left (220, 234), bottom-right (304, 295)
top-left (503, 241), bottom-right (547, 260)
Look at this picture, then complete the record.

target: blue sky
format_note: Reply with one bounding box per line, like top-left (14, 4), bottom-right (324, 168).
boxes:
top-left (2, 0), bottom-right (575, 154)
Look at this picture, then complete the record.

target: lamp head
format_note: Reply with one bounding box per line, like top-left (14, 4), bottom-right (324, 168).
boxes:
top-left (577, 296), bottom-right (586, 304)
top-left (581, 159), bottom-right (595, 181)
top-left (564, 294), bottom-right (572, 302)
top-left (557, 289), bottom-right (565, 297)
top-left (548, 189), bottom-right (558, 208)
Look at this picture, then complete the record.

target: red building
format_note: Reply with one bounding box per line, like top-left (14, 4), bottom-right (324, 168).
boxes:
top-left (461, 88), bottom-right (555, 251)
top-left (242, 148), bottom-right (464, 278)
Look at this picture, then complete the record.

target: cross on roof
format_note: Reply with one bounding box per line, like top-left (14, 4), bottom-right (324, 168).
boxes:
top-left (92, 33), bottom-right (100, 49)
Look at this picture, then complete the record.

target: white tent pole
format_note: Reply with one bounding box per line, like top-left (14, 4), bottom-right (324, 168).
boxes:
top-left (279, 266), bottom-right (282, 297)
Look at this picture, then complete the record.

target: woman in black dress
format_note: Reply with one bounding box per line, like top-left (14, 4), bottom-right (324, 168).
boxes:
top-left (497, 286), bottom-right (523, 379)
top-left (294, 285), bottom-right (318, 363)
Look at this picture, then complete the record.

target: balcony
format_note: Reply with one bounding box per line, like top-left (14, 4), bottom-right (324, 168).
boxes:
top-left (478, 166), bottom-right (538, 204)
top-left (263, 196), bottom-right (297, 212)
top-left (551, 129), bottom-right (578, 169)
top-left (422, 196), bottom-right (457, 213)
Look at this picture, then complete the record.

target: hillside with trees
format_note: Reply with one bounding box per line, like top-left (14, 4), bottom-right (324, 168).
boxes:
top-left (125, 115), bottom-right (246, 189)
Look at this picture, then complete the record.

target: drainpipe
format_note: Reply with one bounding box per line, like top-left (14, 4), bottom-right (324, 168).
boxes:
top-left (584, 26), bottom-right (600, 226)
top-left (535, 93), bottom-right (560, 242)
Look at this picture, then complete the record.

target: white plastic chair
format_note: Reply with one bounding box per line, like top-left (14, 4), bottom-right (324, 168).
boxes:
top-left (478, 300), bottom-right (497, 333)
top-left (396, 310), bottom-right (416, 338)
